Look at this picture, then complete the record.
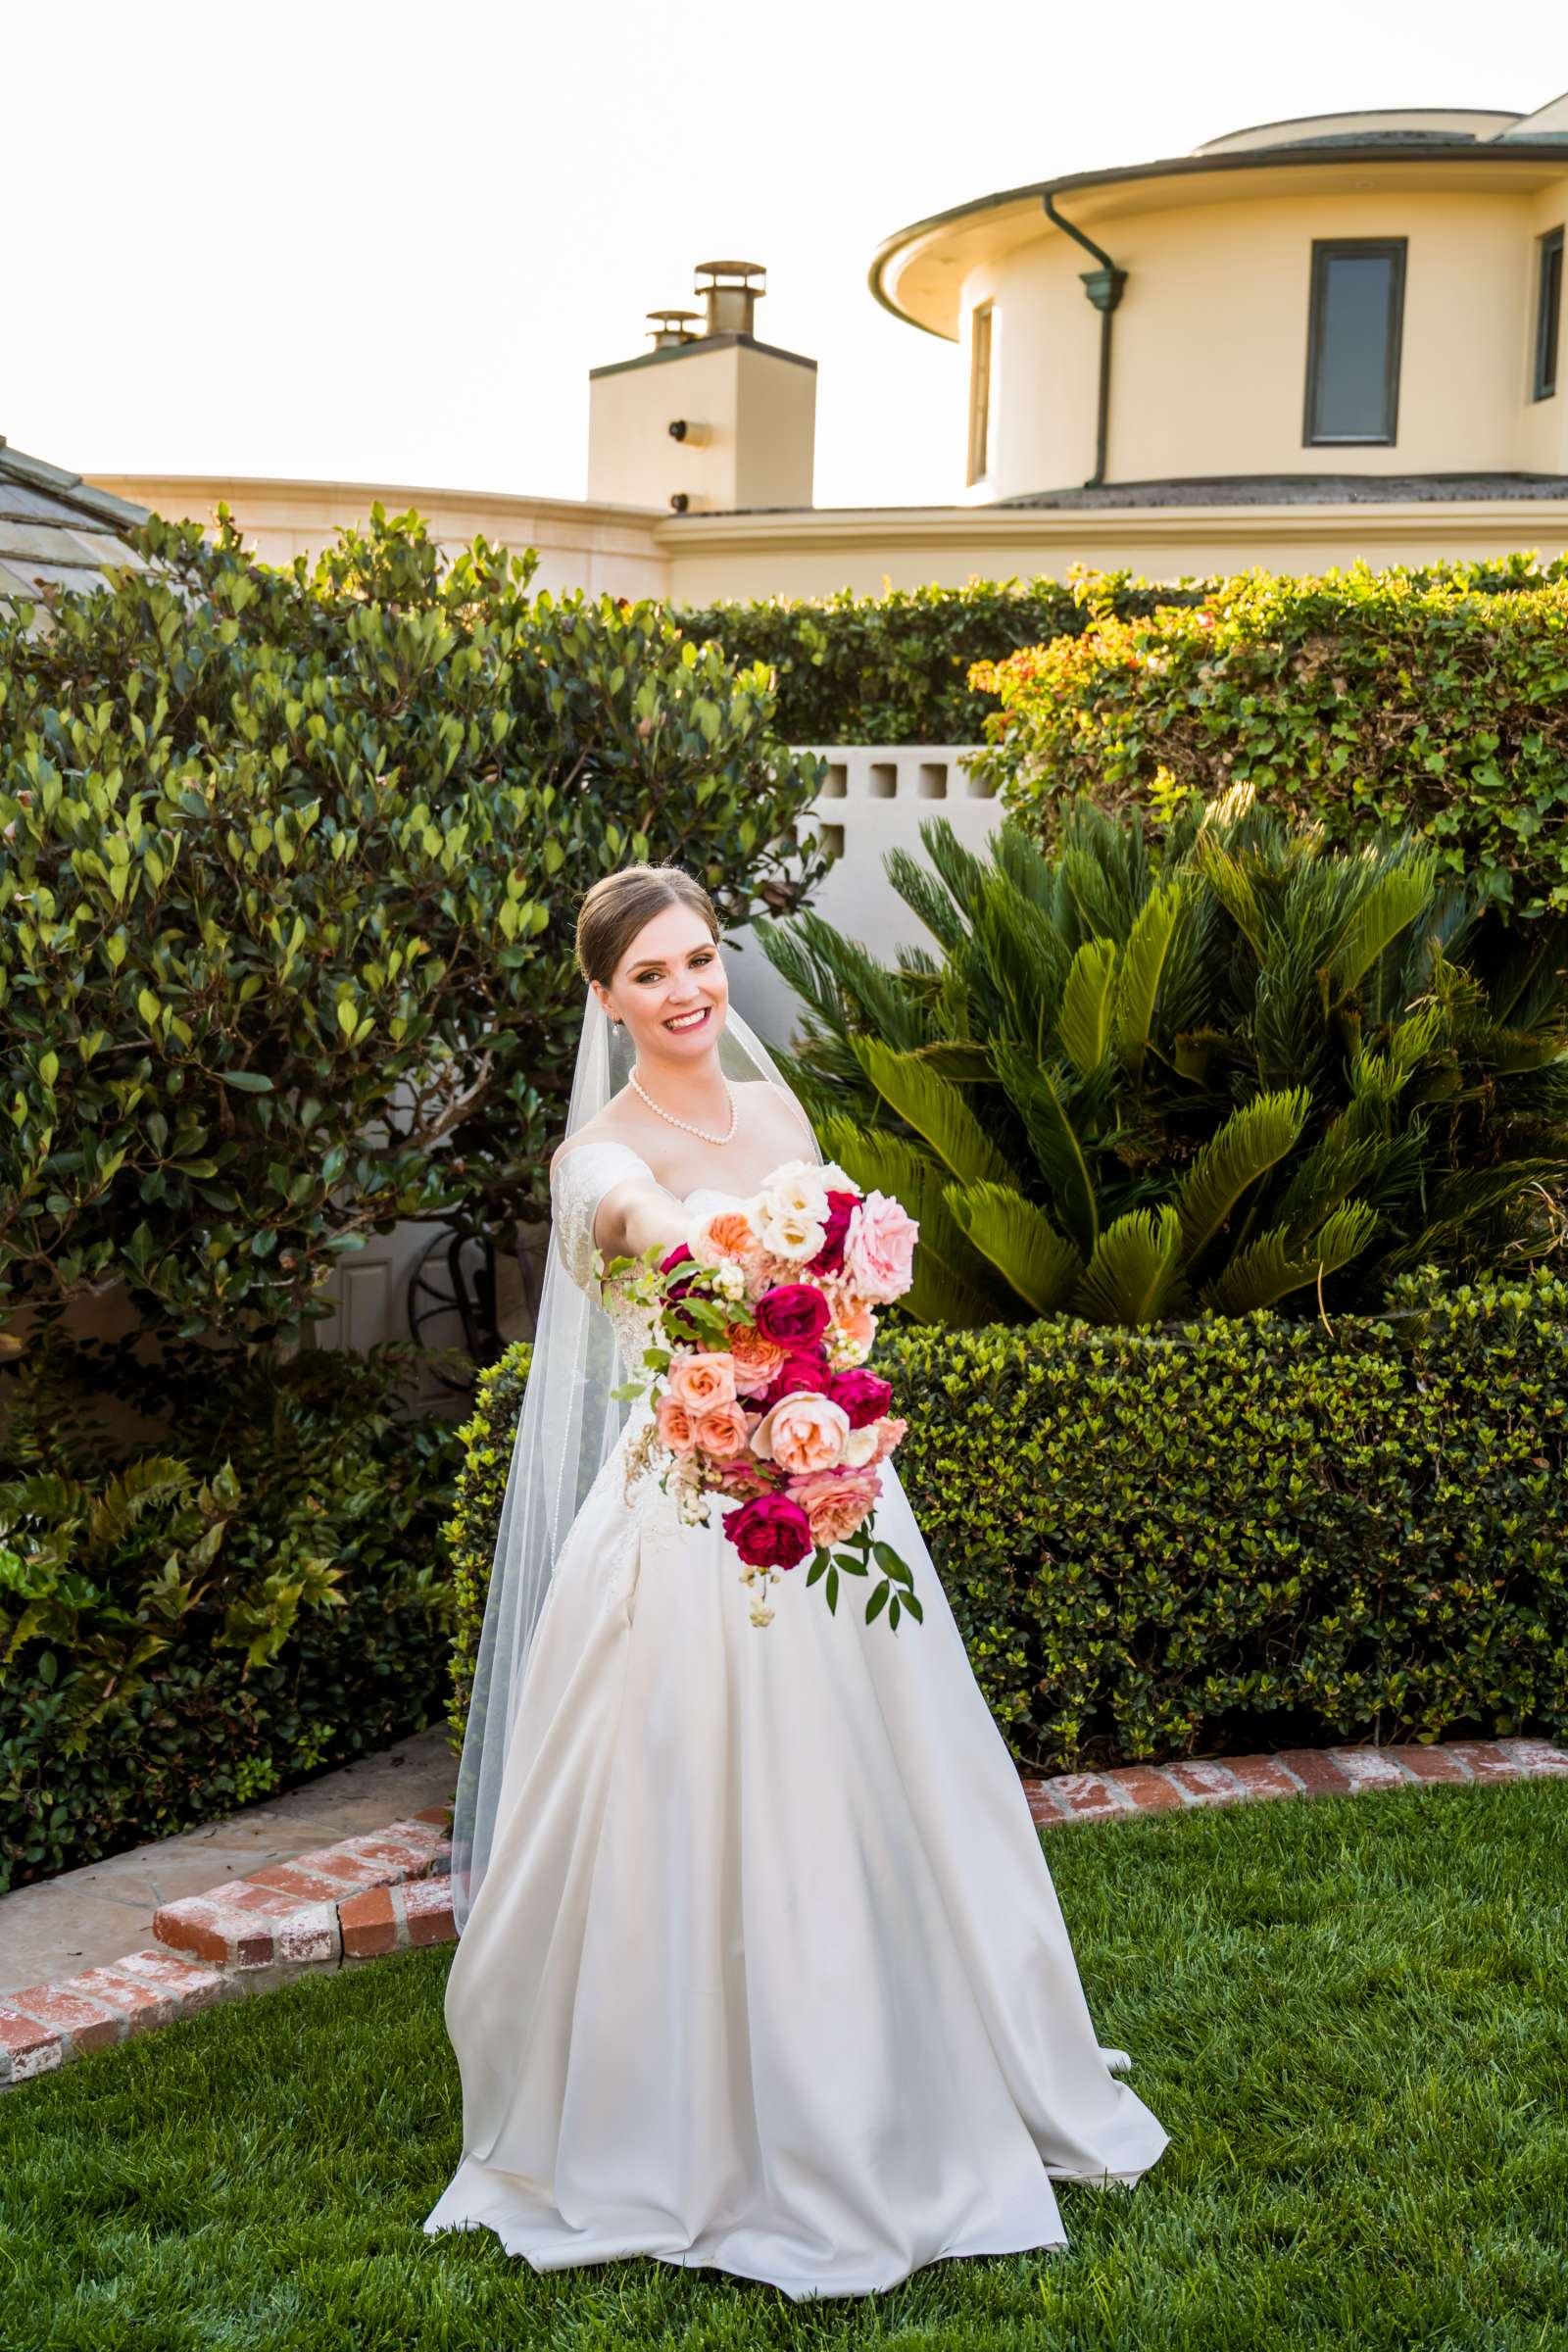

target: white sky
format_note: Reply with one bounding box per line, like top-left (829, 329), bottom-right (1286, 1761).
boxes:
top-left (8, 1), bottom-right (1566, 510)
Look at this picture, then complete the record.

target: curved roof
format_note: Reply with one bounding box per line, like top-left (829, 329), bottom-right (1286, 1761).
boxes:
top-left (870, 130), bottom-right (1568, 341)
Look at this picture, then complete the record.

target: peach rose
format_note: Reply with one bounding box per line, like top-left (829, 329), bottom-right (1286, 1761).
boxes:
top-left (831, 1296), bottom-right (877, 1352)
top-left (843, 1193), bottom-right (918, 1304)
top-left (666, 1350), bottom-right (737, 1412)
top-left (867, 1413), bottom-right (906, 1464)
top-left (694, 1399), bottom-right (752, 1459)
top-left (750, 1391), bottom-right (851, 1475)
top-left (655, 1393), bottom-right (699, 1453)
top-left (727, 1322), bottom-right (786, 1399)
top-left (788, 1466), bottom-right (882, 1546)
top-left (690, 1207), bottom-right (762, 1270)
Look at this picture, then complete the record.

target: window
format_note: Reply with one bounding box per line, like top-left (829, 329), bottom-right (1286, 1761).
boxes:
top-left (1303, 238), bottom-right (1406, 446)
top-left (1535, 226), bottom-right (1563, 402)
top-left (967, 302), bottom-right (993, 484)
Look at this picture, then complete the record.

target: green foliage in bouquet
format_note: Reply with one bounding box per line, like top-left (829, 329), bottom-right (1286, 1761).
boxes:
top-left (753, 792), bottom-right (1568, 1328)
top-left (0, 504), bottom-right (829, 1346)
top-left (0, 1332), bottom-right (464, 1888)
top-left (967, 556), bottom-right (1568, 918)
top-left (877, 1266), bottom-right (1568, 1773)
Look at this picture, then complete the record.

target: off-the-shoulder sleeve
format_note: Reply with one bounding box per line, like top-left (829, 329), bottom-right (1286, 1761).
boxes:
top-left (551, 1139), bottom-right (656, 1292)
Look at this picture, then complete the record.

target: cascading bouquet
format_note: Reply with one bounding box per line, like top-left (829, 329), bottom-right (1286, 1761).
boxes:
top-left (597, 1157), bottom-right (923, 1632)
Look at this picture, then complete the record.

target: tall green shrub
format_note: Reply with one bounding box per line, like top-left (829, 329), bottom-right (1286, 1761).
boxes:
top-left (754, 794), bottom-right (1568, 1328)
top-left (968, 557), bottom-right (1568, 917)
top-left (0, 505), bottom-right (829, 1345)
top-left (0, 1332), bottom-right (465, 1888)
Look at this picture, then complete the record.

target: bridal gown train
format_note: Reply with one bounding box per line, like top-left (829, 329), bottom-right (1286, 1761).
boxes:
top-left (424, 1139), bottom-right (1172, 2300)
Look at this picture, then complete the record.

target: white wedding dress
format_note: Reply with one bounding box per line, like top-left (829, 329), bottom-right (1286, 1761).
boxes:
top-left (424, 1139), bottom-right (1171, 2300)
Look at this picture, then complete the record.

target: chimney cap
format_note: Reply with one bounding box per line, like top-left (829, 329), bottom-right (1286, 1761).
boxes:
top-left (646, 308), bottom-right (702, 323)
top-left (694, 260), bottom-right (766, 281)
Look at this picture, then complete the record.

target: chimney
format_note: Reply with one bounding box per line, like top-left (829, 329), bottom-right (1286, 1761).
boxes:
top-left (694, 260), bottom-right (765, 338)
top-left (645, 308), bottom-right (701, 351)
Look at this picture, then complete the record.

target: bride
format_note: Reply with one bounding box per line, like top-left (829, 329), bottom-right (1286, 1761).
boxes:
top-left (424, 861), bottom-right (1172, 2299)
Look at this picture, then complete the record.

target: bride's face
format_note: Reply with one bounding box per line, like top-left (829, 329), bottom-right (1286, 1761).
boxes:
top-left (596, 908), bottom-right (728, 1064)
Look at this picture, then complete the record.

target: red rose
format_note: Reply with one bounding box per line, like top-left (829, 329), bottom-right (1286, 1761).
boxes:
top-left (805, 1190), bottom-right (858, 1277)
top-left (726, 1493), bottom-right (813, 1570)
top-left (761, 1349), bottom-right (830, 1409)
top-left (827, 1367), bottom-right (892, 1429)
top-left (754, 1282), bottom-right (830, 1347)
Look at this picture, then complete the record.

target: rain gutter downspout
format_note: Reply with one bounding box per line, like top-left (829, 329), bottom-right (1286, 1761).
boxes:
top-left (1042, 190), bottom-right (1127, 488)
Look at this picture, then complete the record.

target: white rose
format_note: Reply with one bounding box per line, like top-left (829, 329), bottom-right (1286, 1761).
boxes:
top-left (758, 1204), bottom-right (827, 1262)
top-left (759, 1162), bottom-right (831, 1221)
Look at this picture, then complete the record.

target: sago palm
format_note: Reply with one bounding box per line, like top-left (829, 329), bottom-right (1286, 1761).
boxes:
top-left (756, 785), bottom-right (1568, 1329)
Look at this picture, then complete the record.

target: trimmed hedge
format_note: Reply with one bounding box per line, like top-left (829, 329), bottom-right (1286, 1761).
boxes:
top-left (968, 557), bottom-right (1568, 919)
top-left (443, 1339), bottom-right (531, 1755)
top-left (675, 574), bottom-right (1206, 746)
top-left (446, 1269), bottom-right (1568, 1775)
top-left (1, 1337), bottom-right (466, 1889)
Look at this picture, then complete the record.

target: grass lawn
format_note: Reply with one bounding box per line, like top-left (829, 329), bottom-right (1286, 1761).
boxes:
top-left (3, 1777), bottom-right (1564, 2352)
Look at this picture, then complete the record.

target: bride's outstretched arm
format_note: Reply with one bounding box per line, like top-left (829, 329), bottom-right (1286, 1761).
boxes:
top-left (594, 1173), bottom-right (689, 1266)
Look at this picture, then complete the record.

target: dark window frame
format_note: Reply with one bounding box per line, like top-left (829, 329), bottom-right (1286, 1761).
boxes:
top-left (1534, 225), bottom-right (1563, 403)
top-left (966, 300), bottom-right (994, 485)
top-left (1302, 236), bottom-right (1407, 448)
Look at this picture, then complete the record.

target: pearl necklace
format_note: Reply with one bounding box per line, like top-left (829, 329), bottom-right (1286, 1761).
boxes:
top-left (630, 1063), bottom-right (737, 1145)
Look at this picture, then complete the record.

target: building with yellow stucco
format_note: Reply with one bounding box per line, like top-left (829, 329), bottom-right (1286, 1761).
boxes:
top-left (77, 97), bottom-right (1568, 604)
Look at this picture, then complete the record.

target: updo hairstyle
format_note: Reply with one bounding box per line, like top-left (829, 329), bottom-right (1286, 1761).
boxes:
top-left (574, 863), bottom-right (720, 995)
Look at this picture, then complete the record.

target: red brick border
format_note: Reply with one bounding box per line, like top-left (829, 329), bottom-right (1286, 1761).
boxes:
top-left (5, 1739), bottom-right (1565, 2088)
top-left (1018, 1736), bottom-right (1568, 1826)
top-left (0, 1809), bottom-right (453, 2088)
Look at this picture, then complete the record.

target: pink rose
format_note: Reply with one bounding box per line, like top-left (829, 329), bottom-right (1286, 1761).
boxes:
top-left (843, 1194), bottom-right (918, 1304)
top-left (827, 1366), bottom-right (892, 1429)
top-left (753, 1282), bottom-right (831, 1348)
top-left (726, 1493), bottom-right (813, 1570)
top-left (751, 1391), bottom-right (851, 1474)
top-left (655, 1393), bottom-right (699, 1453)
top-left (787, 1465), bottom-right (882, 1547)
top-left (667, 1351), bottom-right (737, 1413)
top-left (694, 1399), bottom-right (751, 1458)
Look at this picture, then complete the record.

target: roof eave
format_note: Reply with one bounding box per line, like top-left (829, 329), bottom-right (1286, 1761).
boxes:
top-left (868, 138), bottom-right (1568, 341)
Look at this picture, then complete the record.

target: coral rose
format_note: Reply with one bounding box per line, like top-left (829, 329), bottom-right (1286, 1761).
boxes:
top-left (787, 1466), bottom-right (882, 1547)
top-left (726, 1493), bottom-right (813, 1570)
top-left (688, 1207), bottom-right (761, 1270)
top-left (694, 1399), bottom-right (751, 1458)
top-left (843, 1193), bottom-right (919, 1303)
top-left (750, 1391), bottom-right (851, 1475)
top-left (666, 1350), bottom-right (737, 1412)
top-left (655, 1394), bottom-right (699, 1453)
top-left (727, 1322), bottom-right (786, 1399)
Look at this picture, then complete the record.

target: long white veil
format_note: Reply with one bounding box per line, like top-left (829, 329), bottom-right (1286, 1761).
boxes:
top-left (449, 981), bottom-right (814, 1933)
